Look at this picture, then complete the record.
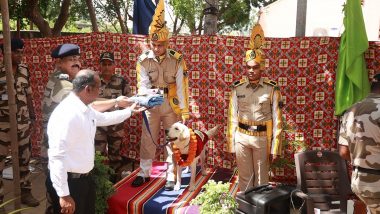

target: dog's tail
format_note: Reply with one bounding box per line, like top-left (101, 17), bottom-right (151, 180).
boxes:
top-left (205, 125), bottom-right (219, 138)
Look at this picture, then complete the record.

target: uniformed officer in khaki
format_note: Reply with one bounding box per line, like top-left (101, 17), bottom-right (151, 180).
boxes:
top-left (95, 51), bottom-right (132, 182)
top-left (41, 44), bottom-right (81, 163)
top-left (0, 38), bottom-right (39, 207)
top-left (339, 73), bottom-right (380, 214)
top-left (226, 24), bottom-right (283, 192)
top-left (131, 0), bottom-right (190, 190)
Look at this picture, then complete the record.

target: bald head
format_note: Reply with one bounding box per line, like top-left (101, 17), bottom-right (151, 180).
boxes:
top-left (72, 69), bottom-right (98, 93)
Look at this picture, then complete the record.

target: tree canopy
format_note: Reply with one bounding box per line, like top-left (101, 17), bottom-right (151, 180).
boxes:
top-left (1, 0), bottom-right (276, 37)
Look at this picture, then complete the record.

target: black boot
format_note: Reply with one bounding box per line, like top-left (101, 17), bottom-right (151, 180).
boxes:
top-left (21, 189), bottom-right (40, 207)
top-left (131, 176), bottom-right (150, 187)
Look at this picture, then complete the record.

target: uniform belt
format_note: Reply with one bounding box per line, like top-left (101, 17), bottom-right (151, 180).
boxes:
top-left (353, 166), bottom-right (380, 175)
top-left (67, 172), bottom-right (91, 179)
top-left (238, 119), bottom-right (267, 126)
top-left (238, 123), bottom-right (267, 132)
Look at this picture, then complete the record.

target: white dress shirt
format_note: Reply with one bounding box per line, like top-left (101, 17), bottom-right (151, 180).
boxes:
top-left (47, 92), bottom-right (132, 197)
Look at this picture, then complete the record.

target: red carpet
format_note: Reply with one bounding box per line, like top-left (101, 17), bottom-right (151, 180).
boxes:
top-left (108, 162), bottom-right (238, 214)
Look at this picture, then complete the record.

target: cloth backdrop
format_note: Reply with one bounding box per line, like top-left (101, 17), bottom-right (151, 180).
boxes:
top-left (2, 33), bottom-right (379, 182)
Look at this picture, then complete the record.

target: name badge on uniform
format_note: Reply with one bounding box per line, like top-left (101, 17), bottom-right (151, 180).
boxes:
top-left (1, 94), bottom-right (8, 101)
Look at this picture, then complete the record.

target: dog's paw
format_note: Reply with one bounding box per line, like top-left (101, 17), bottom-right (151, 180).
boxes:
top-left (188, 185), bottom-right (196, 192)
top-left (174, 183), bottom-right (181, 191)
top-left (183, 166), bottom-right (190, 174)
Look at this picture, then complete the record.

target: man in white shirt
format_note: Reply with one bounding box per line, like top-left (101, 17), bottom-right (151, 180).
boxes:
top-left (46, 69), bottom-right (144, 214)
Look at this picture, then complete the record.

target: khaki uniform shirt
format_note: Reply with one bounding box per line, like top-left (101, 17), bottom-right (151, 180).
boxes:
top-left (136, 49), bottom-right (189, 116)
top-left (226, 77), bottom-right (283, 155)
top-left (0, 64), bottom-right (32, 130)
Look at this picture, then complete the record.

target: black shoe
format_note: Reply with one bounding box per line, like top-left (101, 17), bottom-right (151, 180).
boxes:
top-left (21, 190), bottom-right (40, 207)
top-left (131, 176), bottom-right (150, 187)
top-left (165, 181), bottom-right (175, 191)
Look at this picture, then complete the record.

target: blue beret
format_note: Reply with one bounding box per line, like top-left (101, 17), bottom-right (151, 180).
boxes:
top-left (0, 38), bottom-right (24, 52)
top-left (51, 44), bottom-right (80, 58)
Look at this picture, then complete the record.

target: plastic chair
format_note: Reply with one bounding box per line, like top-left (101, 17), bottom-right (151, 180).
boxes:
top-left (293, 150), bottom-right (352, 214)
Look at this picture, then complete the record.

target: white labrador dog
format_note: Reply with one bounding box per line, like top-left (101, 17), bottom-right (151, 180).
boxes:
top-left (165, 122), bottom-right (218, 191)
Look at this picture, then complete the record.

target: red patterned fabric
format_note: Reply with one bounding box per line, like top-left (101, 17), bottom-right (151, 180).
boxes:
top-left (1, 33), bottom-right (379, 182)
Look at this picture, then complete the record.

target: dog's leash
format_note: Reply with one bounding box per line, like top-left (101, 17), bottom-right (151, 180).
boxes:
top-left (142, 111), bottom-right (170, 149)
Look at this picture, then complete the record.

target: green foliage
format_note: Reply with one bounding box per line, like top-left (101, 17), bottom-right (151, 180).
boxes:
top-left (169, 0), bottom-right (203, 33)
top-left (94, 0), bottom-right (131, 33)
top-left (271, 116), bottom-right (307, 169)
top-left (191, 180), bottom-right (237, 214)
top-left (5, 0), bottom-right (277, 36)
top-left (250, 0), bottom-right (278, 7)
top-left (93, 152), bottom-right (115, 214)
top-left (218, 0), bottom-right (251, 32)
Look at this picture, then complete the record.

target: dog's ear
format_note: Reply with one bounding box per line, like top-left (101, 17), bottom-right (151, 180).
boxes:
top-left (179, 126), bottom-right (191, 141)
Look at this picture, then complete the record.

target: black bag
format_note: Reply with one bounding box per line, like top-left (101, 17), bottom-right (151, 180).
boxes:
top-left (236, 184), bottom-right (295, 214)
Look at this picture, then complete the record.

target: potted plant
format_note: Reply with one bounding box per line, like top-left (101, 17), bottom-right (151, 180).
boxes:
top-left (191, 180), bottom-right (237, 214)
top-left (93, 152), bottom-right (115, 214)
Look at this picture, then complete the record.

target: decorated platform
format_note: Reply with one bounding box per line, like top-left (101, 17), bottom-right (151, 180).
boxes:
top-left (108, 162), bottom-right (238, 214)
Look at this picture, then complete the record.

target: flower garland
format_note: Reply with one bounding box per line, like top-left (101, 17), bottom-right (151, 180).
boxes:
top-left (173, 128), bottom-right (198, 167)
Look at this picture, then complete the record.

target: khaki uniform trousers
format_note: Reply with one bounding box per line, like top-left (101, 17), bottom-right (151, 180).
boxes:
top-left (138, 98), bottom-right (179, 181)
top-left (235, 131), bottom-right (269, 192)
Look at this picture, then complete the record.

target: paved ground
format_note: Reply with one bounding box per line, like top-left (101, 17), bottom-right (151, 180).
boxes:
top-left (2, 158), bottom-right (47, 213)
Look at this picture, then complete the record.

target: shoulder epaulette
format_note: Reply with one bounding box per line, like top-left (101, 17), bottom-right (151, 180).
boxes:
top-left (138, 50), bottom-right (151, 62)
top-left (19, 63), bottom-right (28, 69)
top-left (231, 79), bottom-right (246, 88)
top-left (168, 49), bottom-right (183, 61)
top-left (58, 73), bottom-right (69, 80)
top-left (264, 79), bottom-right (277, 87)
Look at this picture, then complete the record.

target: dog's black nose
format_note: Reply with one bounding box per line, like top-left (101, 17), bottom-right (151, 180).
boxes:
top-left (165, 129), bottom-right (169, 134)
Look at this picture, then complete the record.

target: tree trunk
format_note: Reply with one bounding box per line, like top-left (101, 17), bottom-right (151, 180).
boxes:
top-left (0, 0), bottom-right (22, 209)
top-left (295, 0), bottom-right (307, 37)
top-left (203, 0), bottom-right (218, 35)
top-left (173, 16), bottom-right (184, 35)
top-left (52, 0), bottom-right (71, 36)
top-left (25, 0), bottom-right (53, 37)
top-left (112, 0), bottom-right (128, 34)
top-left (197, 14), bottom-right (204, 35)
top-left (85, 0), bottom-right (99, 32)
top-left (25, 0), bottom-right (72, 37)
